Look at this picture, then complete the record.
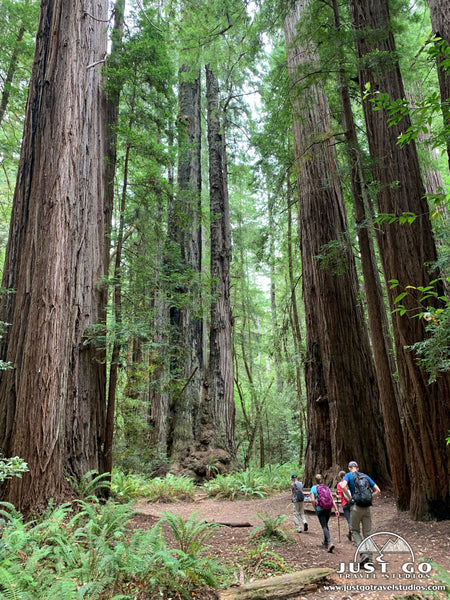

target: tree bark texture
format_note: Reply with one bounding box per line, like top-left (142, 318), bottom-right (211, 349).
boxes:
top-left (428, 0), bottom-right (450, 171)
top-left (166, 66), bottom-right (204, 468)
top-left (331, 0), bottom-right (409, 508)
top-left (0, 0), bottom-right (108, 512)
top-left (349, 0), bottom-right (450, 519)
top-left (284, 1), bottom-right (390, 488)
top-left (205, 65), bottom-right (236, 459)
top-left (103, 0), bottom-right (125, 480)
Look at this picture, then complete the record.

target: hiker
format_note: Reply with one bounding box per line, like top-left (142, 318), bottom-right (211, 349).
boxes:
top-left (310, 474), bottom-right (339, 553)
top-left (291, 473), bottom-right (308, 533)
top-left (342, 460), bottom-right (381, 565)
top-left (337, 470), bottom-right (352, 541)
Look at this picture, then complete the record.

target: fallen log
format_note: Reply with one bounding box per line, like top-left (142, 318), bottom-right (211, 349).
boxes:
top-left (218, 567), bottom-right (334, 599)
top-left (208, 521), bottom-right (252, 527)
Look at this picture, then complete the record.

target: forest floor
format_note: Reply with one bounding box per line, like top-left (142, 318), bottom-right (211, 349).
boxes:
top-left (132, 491), bottom-right (450, 600)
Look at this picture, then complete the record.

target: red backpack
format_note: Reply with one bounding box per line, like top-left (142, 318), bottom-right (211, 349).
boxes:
top-left (316, 484), bottom-right (334, 509)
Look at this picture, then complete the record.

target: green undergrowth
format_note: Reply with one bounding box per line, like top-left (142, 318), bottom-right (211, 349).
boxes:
top-left (111, 470), bottom-right (196, 503)
top-left (203, 462), bottom-right (299, 500)
top-left (0, 498), bottom-right (227, 600)
top-left (110, 462), bottom-right (299, 503)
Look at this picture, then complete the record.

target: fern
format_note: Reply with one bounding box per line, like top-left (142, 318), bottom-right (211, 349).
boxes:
top-left (249, 511), bottom-right (290, 542)
top-left (159, 510), bottom-right (220, 555)
top-left (66, 470), bottom-right (111, 500)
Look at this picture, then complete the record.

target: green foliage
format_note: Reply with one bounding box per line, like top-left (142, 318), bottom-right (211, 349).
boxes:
top-left (423, 561), bottom-right (450, 597)
top-left (411, 306), bottom-right (450, 383)
top-left (203, 463), bottom-right (299, 500)
top-left (249, 512), bottom-right (291, 543)
top-left (203, 469), bottom-right (266, 500)
top-left (389, 278), bottom-right (450, 382)
top-left (111, 470), bottom-right (196, 503)
top-left (139, 473), bottom-right (196, 502)
top-left (0, 456), bottom-right (28, 483)
top-left (66, 470), bottom-right (111, 501)
top-left (0, 498), bottom-right (226, 599)
top-left (235, 542), bottom-right (289, 579)
top-left (159, 510), bottom-right (220, 555)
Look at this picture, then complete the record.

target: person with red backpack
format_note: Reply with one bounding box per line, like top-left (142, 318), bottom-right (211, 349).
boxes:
top-left (310, 474), bottom-right (339, 552)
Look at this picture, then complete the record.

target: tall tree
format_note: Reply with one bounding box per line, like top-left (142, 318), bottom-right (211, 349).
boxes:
top-left (104, 0), bottom-right (126, 478)
top-left (205, 65), bottom-right (236, 461)
top-left (0, 0), bottom-right (109, 512)
top-left (284, 0), bottom-right (390, 486)
top-left (331, 0), bottom-right (409, 509)
top-left (428, 0), bottom-right (450, 170)
top-left (348, 0), bottom-right (450, 519)
top-left (166, 63), bottom-right (204, 469)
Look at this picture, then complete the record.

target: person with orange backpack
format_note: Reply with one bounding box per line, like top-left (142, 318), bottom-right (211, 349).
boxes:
top-left (310, 473), bottom-right (339, 553)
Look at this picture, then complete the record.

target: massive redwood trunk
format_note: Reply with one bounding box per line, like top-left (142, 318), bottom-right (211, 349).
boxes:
top-left (349, 0), bottom-right (450, 519)
top-left (0, 0), bottom-right (108, 512)
top-left (428, 0), bottom-right (450, 171)
top-left (166, 65), bottom-right (204, 469)
top-left (331, 0), bottom-right (409, 509)
top-left (205, 65), bottom-right (236, 461)
top-left (284, 1), bottom-right (390, 487)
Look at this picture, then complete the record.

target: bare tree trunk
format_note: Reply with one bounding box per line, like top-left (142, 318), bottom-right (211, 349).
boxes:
top-left (331, 0), bottom-right (409, 509)
top-left (0, 0), bottom-right (108, 512)
top-left (349, 0), bottom-right (450, 519)
top-left (104, 0), bottom-right (126, 477)
top-left (284, 0), bottom-right (390, 488)
top-left (205, 65), bottom-right (236, 460)
top-left (428, 0), bottom-right (450, 171)
top-left (0, 24), bottom-right (25, 128)
top-left (286, 182), bottom-right (305, 462)
top-left (167, 65), bottom-right (204, 469)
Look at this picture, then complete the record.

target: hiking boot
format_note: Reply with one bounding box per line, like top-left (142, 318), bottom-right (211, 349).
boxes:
top-left (304, 523), bottom-right (308, 532)
top-left (359, 554), bottom-right (370, 566)
top-left (347, 532), bottom-right (352, 541)
top-left (297, 528), bottom-right (302, 533)
top-left (328, 544), bottom-right (335, 553)
top-left (321, 541), bottom-right (329, 549)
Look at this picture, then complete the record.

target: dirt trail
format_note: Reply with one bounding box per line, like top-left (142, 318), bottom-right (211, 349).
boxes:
top-left (132, 492), bottom-right (450, 599)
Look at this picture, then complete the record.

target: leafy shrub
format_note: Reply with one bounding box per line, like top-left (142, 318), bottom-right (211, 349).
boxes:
top-left (0, 455), bottom-right (28, 483)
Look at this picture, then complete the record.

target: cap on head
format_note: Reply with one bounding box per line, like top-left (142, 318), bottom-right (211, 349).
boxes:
top-left (348, 461), bottom-right (358, 469)
top-left (291, 473), bottom-right (298, 479)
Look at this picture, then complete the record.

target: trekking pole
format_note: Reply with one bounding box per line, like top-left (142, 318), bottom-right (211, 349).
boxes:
top-left (337, 513), bottom-right (341, 543)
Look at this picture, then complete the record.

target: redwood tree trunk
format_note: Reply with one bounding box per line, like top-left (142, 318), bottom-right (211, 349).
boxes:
top-left (284, 0), bottom-right (390, 487)
top-left (166, 65), bottom-right (204, 469)
top-left (205, 65), bottom-right (236, 461)
top-left (349, 0), bottom-right (450, 519)
top-left (428, 0), bottom-right (450, 171)
top-left (331, 0), bottom-right (409, 509)
top-left (0, 0), bottom-right (108, 512)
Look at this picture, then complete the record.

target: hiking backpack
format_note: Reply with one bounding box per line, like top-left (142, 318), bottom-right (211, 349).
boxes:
top-left (352, 472), bottom-right (373, 507)
top-left (293, 481), bottom-right (304, 502)
top-left (315, 484), bottom-right (334, 509)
